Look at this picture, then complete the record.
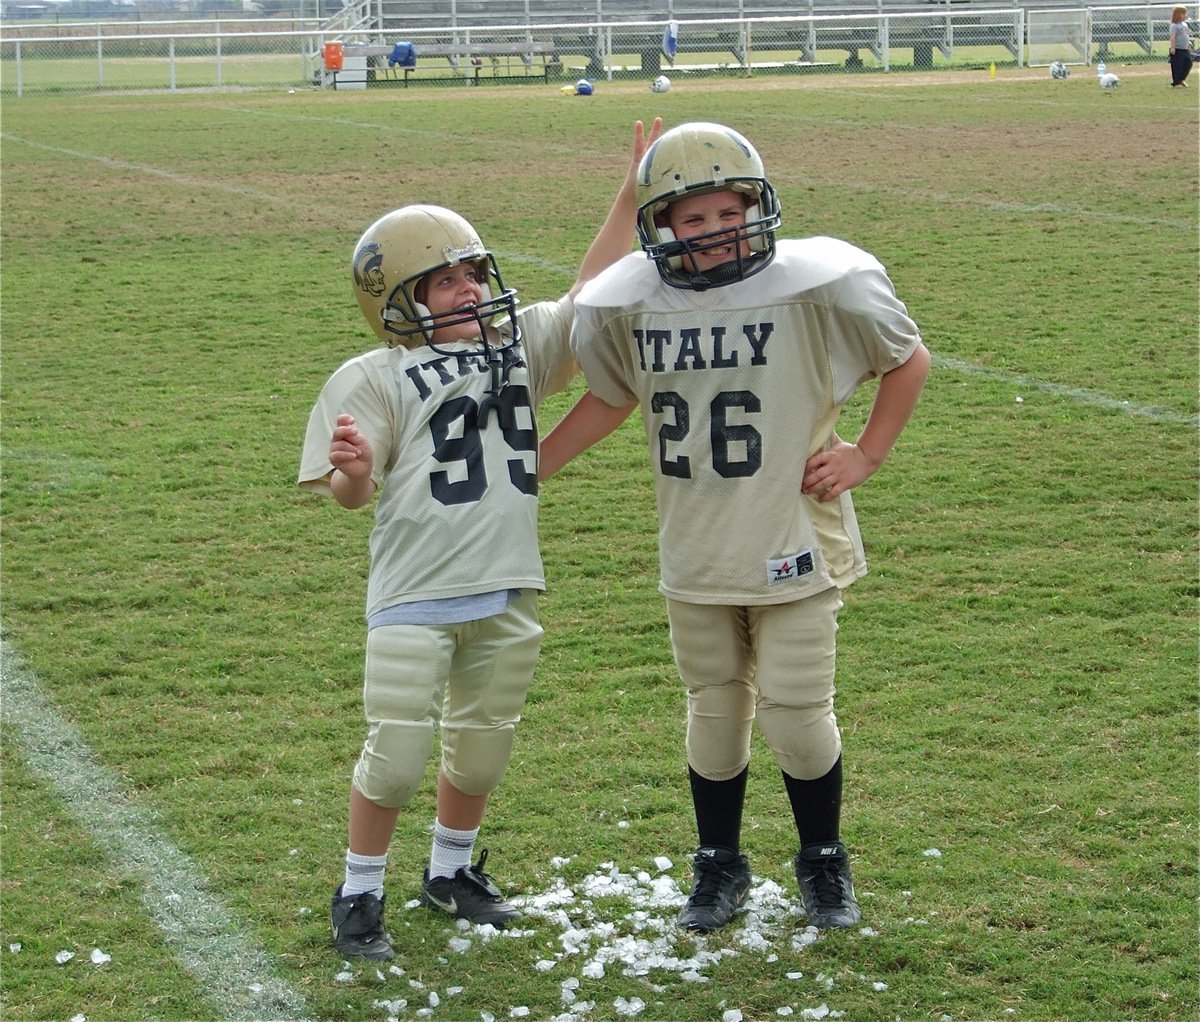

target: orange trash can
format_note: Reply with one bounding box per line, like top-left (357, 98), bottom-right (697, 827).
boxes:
top-left (322, 41), bottom-right (345, 72)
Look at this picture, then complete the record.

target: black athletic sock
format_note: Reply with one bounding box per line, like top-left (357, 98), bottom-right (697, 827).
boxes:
top-left (782, 755), bottom-right (843, 847)
top-left (688, 765), bottom-right (748, 854)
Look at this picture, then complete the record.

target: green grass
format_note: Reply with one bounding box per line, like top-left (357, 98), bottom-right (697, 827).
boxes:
top-left (1, 69), bottom-right (1197, 1022)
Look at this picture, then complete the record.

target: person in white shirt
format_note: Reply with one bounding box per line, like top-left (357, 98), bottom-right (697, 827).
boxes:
top-left (1169, 6), bottom-right (1193, 87)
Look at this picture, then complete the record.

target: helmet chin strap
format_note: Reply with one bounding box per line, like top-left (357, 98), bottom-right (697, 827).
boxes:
top-left (679, 240), bottom-right (764, 291)
top-left (685, 260), bottom-right (744, 291)
top-left (476, 346), bottom-right (508, 427)
top-left (426, 306), bottom-right (518, 429)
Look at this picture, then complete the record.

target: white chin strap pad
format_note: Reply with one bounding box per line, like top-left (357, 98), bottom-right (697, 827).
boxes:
top-left (657, 227), bottom-right (685, 270)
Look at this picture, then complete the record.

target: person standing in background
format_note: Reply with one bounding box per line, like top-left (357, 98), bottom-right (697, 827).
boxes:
top-left (1168, 7), bottom-right (1193, 87)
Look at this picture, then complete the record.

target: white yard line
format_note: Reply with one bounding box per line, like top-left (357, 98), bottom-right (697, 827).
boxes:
top-left (4, 131), bottom-right (1193, 426)
top-left (932, 353), bottom-right (1198, 424)
top-left (0, 638), bottom-right (311, 1022)
top-left (792, 179), bottom-right (1193, 230)
top-left (0, 134), bottom-right (343, 217)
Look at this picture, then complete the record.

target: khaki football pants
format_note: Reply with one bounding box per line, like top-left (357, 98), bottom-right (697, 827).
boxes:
top-left (353, 589), bottom-right (543, 808)
top-left (667, 586), bottom-right (843, 782)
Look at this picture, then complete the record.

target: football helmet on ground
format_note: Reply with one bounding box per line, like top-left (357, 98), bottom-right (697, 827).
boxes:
top-left (1049, 60), bottom-right (1070, 79)
top-left (651, 74), bottom-right (671, 92)
top-left (634, 121), bottom-right (781, 290)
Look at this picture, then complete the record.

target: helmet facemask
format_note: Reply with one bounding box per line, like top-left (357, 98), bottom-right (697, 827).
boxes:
top-left (387, 252), bottom-right (521, 426)
top-left (384, 252), bottom-right (518, 351)
top-left (641, 183), bottom-right (780, 291)
top-left (634, 123), bottom-right (782, 291)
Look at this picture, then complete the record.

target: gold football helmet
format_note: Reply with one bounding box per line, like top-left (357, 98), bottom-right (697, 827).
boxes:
top-left (350, 204), bottom-right (519, 350)
top-left (635, 122), bottom-right (781, 290)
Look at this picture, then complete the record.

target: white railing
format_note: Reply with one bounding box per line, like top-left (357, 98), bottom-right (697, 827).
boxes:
top-left (0, 5), bottom-right (1181, 96)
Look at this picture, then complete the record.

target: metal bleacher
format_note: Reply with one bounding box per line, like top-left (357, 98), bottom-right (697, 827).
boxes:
top-left (359, 0), bottom-right (1144, 31)
top-left (330, 0), bottom-right (1016, 72)
top-left (321, 1), bottom-right (1173, 87)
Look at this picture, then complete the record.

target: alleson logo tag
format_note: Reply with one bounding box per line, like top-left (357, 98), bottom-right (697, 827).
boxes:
top-left (767, 550), bottom-right (814, 585)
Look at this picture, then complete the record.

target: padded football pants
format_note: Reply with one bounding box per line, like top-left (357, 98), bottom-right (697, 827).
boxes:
top-left (353, 589), bottom-right (542, 808)
top-left (667, 586), bottom-right (843, 782)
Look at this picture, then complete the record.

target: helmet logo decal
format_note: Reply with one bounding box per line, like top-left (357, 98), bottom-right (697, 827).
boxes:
top-left (723, 132), bottom-right (754, 159)
top-left (443, 241), bottom-right (485, 264)
top-left (353, 242), bottom-right (386, 296)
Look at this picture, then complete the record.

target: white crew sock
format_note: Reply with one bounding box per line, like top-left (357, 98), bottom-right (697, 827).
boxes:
top-left (428, 822), bottom-right (479, 881)
top-left (342, 850), bottom-right (387, 899)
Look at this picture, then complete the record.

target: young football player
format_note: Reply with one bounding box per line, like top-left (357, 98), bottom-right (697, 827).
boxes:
top-left (299, 118), bottom-right (661, 961)
top-left (539, 121), bottom-right (929, 933)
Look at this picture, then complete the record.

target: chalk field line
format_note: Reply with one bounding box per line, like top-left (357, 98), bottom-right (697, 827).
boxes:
top-left (1, 638), bottom-right (311, 1022)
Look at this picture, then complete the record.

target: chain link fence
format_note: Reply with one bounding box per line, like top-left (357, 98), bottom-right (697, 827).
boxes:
top-left (1, 5), bottom-right (1181, 95)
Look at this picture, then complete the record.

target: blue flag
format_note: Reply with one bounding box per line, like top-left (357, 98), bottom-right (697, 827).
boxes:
top-left (662, 21), bottom-right (679, 63)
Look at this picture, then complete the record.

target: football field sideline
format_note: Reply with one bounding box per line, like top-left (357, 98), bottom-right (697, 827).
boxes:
top-left (0, 638), bottom-right (311, 1022)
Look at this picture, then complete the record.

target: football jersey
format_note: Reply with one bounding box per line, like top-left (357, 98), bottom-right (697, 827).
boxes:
top-left (572, 237), bottom-right (922, 606)
top-left (299, 297), bottom-right (576, 619)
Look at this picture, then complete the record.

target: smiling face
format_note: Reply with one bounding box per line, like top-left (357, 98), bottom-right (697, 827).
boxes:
top-left (417, 261), bottom-right (488, 344)
top-left (664, 188), bottom-right (753, 274)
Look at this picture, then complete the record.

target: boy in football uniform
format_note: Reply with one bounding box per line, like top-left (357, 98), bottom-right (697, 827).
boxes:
top-left (539, 121), bottom-right (929, 933)
top-left (299, 119), bottom-right (660, 960)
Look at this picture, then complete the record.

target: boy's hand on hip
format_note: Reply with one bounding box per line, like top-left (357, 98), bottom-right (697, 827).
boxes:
top-left (802, 442), bottom-right (875, 502)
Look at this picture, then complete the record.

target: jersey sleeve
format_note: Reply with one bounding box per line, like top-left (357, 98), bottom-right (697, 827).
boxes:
top-left (297, 352), bottom-right (394, 496)
top-left (570, 255), bottom-right (656, 408)
top-left (570, 303), bottom-right (640, 407)
top-left (826, 263), bottom-right (923, 406)
top-left (518, 295), bottom-right (578, 408)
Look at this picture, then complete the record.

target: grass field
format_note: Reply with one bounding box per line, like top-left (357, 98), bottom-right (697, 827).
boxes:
top-left (1, 67), bottom-right (1197, 1022)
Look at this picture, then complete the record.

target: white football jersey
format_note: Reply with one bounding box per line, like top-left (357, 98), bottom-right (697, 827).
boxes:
top-left (299, 297), bottom-right (576, 618)
top-left (572, 238), bottom-right (922, 605)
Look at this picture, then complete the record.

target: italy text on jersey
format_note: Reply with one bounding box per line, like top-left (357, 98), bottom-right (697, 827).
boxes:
top-left (632, 322), bottom-right (772, 373)
top-left (631, 320), bottom-right (774, 480)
